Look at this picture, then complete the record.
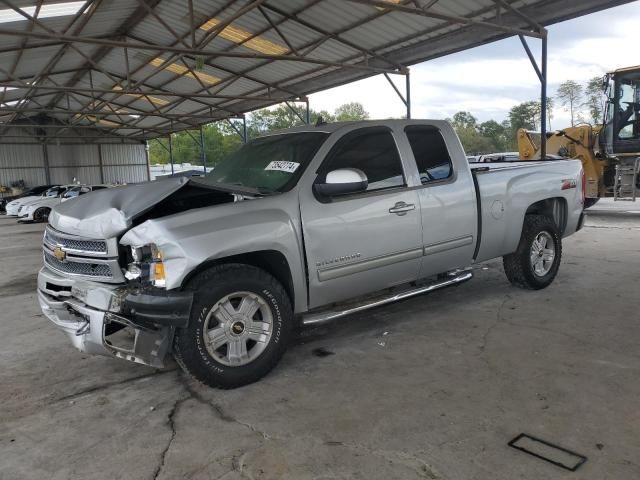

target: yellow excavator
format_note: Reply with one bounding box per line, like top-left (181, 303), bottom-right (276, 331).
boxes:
top-left (517, 65), bottom-right (640, 207)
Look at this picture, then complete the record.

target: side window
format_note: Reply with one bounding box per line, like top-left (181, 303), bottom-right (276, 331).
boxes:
top-left (321, 128), bottom-right (405, 193)
top-left (405, 126), bottom-right (453, 184)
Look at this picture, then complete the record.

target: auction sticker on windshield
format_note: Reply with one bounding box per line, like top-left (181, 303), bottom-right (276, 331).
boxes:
top-left (265, 161), bottom-right (300, 173)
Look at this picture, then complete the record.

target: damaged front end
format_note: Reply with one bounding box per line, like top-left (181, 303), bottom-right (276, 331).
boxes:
top-left (39, 177), bottom-right (261, 367)
top-left (38, 266), bottom-right (193, 368)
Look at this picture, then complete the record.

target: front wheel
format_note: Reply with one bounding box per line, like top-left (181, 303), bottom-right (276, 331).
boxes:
top-left (503, 215), bottom-right (562, 290)
top-left (33, 207), bottom-right (50, 223)
top-left (174, 264), bottom-right (293, 389)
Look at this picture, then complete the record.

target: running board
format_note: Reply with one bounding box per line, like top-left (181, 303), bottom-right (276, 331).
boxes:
top-left (301, 270), bottom-right (473, 326)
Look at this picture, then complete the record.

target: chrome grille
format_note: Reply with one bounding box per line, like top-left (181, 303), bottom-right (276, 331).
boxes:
top-left (44, 226), bottom-right (108, 255)
top-left (42, 227), bottom-right (123, 283)
top-left (43, 249), bottom-right (113, 278)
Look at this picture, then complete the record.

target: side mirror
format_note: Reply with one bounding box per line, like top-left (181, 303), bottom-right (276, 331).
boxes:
top-left (314, 168), bottom-right (368, 197)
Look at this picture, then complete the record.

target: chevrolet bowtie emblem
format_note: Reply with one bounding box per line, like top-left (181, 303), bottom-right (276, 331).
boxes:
top-left (53, 246), bottom-right (66, 262)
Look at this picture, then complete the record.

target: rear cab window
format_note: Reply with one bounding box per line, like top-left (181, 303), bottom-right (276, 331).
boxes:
top-left (404, 126), bottom-right (454, 184)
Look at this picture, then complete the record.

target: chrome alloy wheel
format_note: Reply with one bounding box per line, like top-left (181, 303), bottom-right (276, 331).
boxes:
top-left (530, 231), bottom-right (555, 277)
top-left (202, 291), bottom-right (273, 366)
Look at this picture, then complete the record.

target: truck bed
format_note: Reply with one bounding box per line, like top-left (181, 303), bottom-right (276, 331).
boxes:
top-left (471, 159), bottom-right (584, 263)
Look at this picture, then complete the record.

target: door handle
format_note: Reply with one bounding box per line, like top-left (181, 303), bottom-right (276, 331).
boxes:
top-left (388, 201), bottom-right (415, 216)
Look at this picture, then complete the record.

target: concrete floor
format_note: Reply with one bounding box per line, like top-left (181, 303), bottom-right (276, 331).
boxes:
top-left (1, 200), bottom-right (639, 480)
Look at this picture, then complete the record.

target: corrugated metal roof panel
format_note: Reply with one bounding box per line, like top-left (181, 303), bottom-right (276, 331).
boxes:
top-left (0, 0), bottom-right (632, 140)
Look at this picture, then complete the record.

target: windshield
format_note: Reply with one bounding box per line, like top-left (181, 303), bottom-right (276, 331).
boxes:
top-left (45, 187), bottom-right (66, 197)
top-left (201, 132), bottom-right (329, 193)
top-left (62, 187), bottom-right (82, 198)
top-left (617, 76), bottom-right (640, 140)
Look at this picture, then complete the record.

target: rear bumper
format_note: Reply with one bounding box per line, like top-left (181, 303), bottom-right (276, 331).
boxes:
top-left (38, 267), bottom-right (193, 367)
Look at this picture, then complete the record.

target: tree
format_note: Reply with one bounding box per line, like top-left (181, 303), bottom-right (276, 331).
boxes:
top-left (545, 97), bottom-right (554, 130)
top-left (334, 102), bottom-right (369, 121)
top-left (147, 102), bottom-right (368, 165)
top-left (509, 101), bottom-right (541, 131)
top-left (478, 120), bottom-right (509, 151)
top-left (450, 111), bottom-right (477, 130)
top-left (584, 76), bottom-right (604, 124)
top-left (556, 80), bottom-right (583, 126)
top-left (456, 127), bottom-right (494, 154)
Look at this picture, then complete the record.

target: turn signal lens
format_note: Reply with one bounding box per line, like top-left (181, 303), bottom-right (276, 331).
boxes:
top-left (153, 262), bottom-right (166, 287)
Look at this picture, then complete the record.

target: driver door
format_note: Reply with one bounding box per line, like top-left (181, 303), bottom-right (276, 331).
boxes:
top-left (299, 127), bottom-right (423, 309)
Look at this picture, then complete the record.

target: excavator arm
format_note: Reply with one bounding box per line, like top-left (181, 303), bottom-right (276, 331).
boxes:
top-left (516, 126), bottom-right (603, 199)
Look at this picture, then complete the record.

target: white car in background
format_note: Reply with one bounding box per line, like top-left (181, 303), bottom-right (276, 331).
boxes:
top-left (5, 185), bottom-right (69, 217)
top-left (18, 185), bottom-right (110, 222)
top-left (59, 184), bottom-right (111, 203)
top-left (476, 152), bottom-right (521, 163)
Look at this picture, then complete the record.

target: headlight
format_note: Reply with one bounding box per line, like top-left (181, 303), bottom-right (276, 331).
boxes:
top-left (125, 243), bottom-right (166, 287)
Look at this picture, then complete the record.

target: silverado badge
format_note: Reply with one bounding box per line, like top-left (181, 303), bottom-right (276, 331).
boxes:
top-left (53, 246), bottom-right (67, 262)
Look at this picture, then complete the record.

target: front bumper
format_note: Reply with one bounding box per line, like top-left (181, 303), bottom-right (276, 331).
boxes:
top-left (38, 267), bottom-right (193, 368)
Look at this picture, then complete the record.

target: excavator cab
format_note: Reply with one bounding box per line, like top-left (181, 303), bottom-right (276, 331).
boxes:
top-left (601, 66), bottom-right (640, 156)
top-left (517, 65), bottom-right (639, 202)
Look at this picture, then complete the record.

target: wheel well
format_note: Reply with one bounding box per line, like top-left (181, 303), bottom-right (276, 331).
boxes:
top-left (525, 198), bottom-right (567, 234)
top-left (183, 250), bottom-right (294, 304)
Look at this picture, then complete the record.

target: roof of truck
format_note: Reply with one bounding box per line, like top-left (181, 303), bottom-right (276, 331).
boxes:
top-left (260, 119), bottom-right (451, 137)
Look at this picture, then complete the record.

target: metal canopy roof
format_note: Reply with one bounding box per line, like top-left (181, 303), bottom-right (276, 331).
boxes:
top-left (0, 0), bottom-right (633, 141)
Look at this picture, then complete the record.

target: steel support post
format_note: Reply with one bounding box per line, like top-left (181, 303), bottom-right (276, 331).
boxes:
top-left (540, 32), bottom-right (548, 160)
top-left (384, 72), bottom-right (410, 119)
top-left (168, 133), bottom-right (174, 175)
top-left (519, 31), bottom-right (548, 160)
top-left (42, 142), bottom-right (51, 184)
top-left (144, 141), bottom-right (151, 181)
top-left (242, 116), bottom-right (247, 144)
top-left (405, 70), bottom-right (411, 119)
top-left (200, 126), bottom-right (207, 173)
top-left (97, 143), bottom-right (105, 184)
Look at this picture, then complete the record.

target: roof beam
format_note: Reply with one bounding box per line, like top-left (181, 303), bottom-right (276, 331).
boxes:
top-left (0, 0), bottom-right (99, 128)
top-left (344, 0), bottom-right (544, 38)
top-left (145, 0), bottom-right (414, 126)
top-left (0, 107), bottom-right (245, 121)
top-left (491, 0), bottom-right (543, 32)
top-left (45, 0), bottom-right (162, 110)
top-left (261, 3), bottom-right (404, 69)
top-left (0, 29), bottom-right (401, 74)
top-left (0, 82), bottom-right (289, 102)
top-left (0, 0), bottom-right (43, 106)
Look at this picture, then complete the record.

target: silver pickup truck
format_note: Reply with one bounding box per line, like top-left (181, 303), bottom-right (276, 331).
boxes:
top-left (38, 120), bottom-right (585, 388)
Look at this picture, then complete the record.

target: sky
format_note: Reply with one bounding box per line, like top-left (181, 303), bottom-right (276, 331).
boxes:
top-left (308, 1), bottom-right (640, 128)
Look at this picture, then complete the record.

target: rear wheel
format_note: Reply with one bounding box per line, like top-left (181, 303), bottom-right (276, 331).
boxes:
top-left (503, 215), bottom-right (562, 290)
top-left (174, 264), bottom-right (293, 389)
top-left (33, 207), bottom-right (50, 223)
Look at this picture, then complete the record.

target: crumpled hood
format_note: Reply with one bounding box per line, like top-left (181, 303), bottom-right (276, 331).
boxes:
top-left (49, 177), bottom-right (189, 238)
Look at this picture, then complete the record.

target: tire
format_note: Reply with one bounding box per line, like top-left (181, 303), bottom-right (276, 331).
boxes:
top-left (584, 198), bottom-right (600, 209)
top-left (502, 214), bottom-right (562, 290)
top-left (173, 264), bottom-right (293, 389)
top-left (33, 207), bottom-right (50, 223)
